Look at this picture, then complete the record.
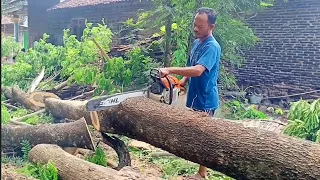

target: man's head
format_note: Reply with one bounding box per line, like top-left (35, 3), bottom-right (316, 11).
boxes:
top-left (193, 7), bottom-right (217, 39)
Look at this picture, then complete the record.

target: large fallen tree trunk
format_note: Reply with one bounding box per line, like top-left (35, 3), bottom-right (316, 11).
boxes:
top-left (1, 118), bottom-right (95, 154)
top-left (94, 97), bottom-right (320, 180)
top-left (28, 144), bottom-right (161, 180)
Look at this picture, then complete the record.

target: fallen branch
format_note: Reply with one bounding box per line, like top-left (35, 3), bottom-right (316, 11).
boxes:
top-left (91, 38), bottom-right (110, 61)
top-left (150, 152), bottom-right (175, 158)
top-left (52, 80), bottom-right (68, 91)
top-left (69, 89), bottom-right (95, 100)
top-left (8, 120), bottom-right (31, 126)
top-left (1, 102), bottom-right (18, 110)
top-left (3, 99), bottom-right (11, 103)
top-left (38, 70), bottom-right (61, 90)
top-left (27, 66), bottom-right (45, 94)
top-left (8, 109), bottom-right (46, 125)
top-left (265, 89), bottom-right (320, 100)
top-left (28, 144), bottom-right (161, 180)
top-left (101, 132), bottom-right (131, 170)
top-left (95, 97), bottom-right (320, 180)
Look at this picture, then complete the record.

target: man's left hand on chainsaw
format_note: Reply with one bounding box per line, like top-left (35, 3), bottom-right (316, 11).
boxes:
top-left (159, 68), bottom-right (171, 78)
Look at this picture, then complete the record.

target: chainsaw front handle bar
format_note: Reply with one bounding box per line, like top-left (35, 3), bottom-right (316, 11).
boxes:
top-left (150, 68), bottom-right (174, 105)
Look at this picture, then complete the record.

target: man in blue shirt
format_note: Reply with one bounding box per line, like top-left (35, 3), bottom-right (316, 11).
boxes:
top-left (160, 7), bottom-right (221, 179)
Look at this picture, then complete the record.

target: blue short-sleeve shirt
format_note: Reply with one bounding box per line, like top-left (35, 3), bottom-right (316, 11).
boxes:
top-left (186, 36), bottom-right (221, 111)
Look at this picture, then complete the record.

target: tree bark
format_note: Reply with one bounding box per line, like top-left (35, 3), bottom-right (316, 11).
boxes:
top-left (28, 144), bottom-right (161, 180)
top-left (1, 118), bottom-right (95, 154)
top-left (2, 86), bottom-right (13, 99)
top-left (43, 98), bottom-right (130, 169)
top-left (11, 86), bottom-right (42, 111)
top-left (44, 98), bottom-right (92, 125)
top-left (2, 86), bottom-right (59, 111)
top-left (96, 97), bottom-right (320, 180)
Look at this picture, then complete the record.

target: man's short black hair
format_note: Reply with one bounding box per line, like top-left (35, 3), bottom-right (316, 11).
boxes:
top-left (196, 7), bottom-right (217, 25)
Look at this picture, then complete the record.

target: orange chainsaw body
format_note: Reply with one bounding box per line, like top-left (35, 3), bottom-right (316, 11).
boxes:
top-left (160, 75), bottom-right (181, 89)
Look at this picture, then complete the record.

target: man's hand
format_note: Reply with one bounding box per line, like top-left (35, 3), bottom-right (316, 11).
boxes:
top-left (180, 76), bottom-right (189, 87)
top-left (159, 68), bottom-right (171, 78)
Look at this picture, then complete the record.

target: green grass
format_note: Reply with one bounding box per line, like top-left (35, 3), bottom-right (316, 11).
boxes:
top-left (2, 155), bottom-right (27, 167)
top-left (1, 106), bottom-right (54, 125)
top-left (18, 161), bottom-right (58, 180)
top-left (85, 146), bottom-right (108, 166)
top-left (117, 135), bottom-right (233, 180)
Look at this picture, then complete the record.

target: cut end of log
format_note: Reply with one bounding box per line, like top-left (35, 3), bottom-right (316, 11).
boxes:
top-left (90, 111), bottom-right (101, 132)
top-left (29, 92), bottom-right (60, 108)
top-left (83, 117), bottom-right (96, 152)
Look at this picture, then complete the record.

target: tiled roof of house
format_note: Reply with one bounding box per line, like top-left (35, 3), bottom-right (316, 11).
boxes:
top-left (49, 0), bottom-right (131, 11)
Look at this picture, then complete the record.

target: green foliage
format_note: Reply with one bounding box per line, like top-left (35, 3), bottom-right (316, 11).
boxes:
top-left (1, 155), bottom-right (27, 167)
top-left (283, 99), bottom-right (320, 142)
top-left (1, 106), bottom-right (53, 125)
top-left (1, 34), bottom-right (22, 58)
top-left (275, 108), bottom-right (284, 115)
top-left (60, 20), bottom-right (157, 94)
top-left (131, 0), bottom-right (281, 88)
top-left (1, 62), bottom-right (34, 91)
top-left (125, 47), bottom-right (160, 86)
top-left (223, 100), bottom-right (268, 120)
top-left (20, 140), bottom-right (32, 161)
top-left (151, 157), bottom-right (233, 180)
top-left (1, 105), bottom-right (11, 124)
top-left (2, 19), bottom-right (158, 97)
top-left (60, 21), bottom-right (112, 88)
top-left (85, 146), bottom-right (107, 166)
top-left (18, 161), bottom-right (59, 180)
top-left (16, 33), bottom-right (64, 76)
top-left (127, 144), bottom-right (232, 180)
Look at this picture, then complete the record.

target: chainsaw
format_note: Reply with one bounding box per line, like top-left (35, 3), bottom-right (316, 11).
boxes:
top-left (86, 68), bottom-right (186, 111)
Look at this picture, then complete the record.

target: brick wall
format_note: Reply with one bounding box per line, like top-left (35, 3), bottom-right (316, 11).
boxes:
top-left (233, 0), bottom-right (320, 89)
top-left (47, 0), bottom-right (153, 46)
top-left (28, 0), bottom-right (60, 47)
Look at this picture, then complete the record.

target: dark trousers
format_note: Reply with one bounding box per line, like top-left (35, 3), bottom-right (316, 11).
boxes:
top-left (192, 108), bottom-right (215, 117)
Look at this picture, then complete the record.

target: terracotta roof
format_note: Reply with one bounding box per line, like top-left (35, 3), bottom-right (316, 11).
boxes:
top-left (49, 0), bottom-right (131, 10)
top-left (1, 16), bottom-right (13, 25)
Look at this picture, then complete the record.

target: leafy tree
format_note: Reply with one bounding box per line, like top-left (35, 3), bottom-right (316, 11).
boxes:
top-left (1, 34), bottom-right (22, 58)
top-left (131, 0), bottom-right (281, 88)
top-left (3, 19), bottom-right (158, 95)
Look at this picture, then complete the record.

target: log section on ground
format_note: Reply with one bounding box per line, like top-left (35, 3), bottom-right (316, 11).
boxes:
top-left (1, 118), bottom-right (95, 154)
top-left (2, 86), bottom-right (60, 111)
top-left (28, 144), bottom-right (161, 180)
top-left (44, 98), bottom-right (93, 125)
top-left (96, 97), bottom-right (320, 180)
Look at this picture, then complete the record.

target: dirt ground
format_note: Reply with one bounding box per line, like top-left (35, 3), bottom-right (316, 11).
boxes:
top-left (90, 130), bottom-right (164, 178)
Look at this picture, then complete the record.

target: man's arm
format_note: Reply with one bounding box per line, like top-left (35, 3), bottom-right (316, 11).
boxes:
top-left (167, 65), bottom-right (206, 77)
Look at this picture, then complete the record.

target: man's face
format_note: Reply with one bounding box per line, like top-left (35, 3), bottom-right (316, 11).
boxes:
top-left (193, 13), bottom-right (215, 39)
